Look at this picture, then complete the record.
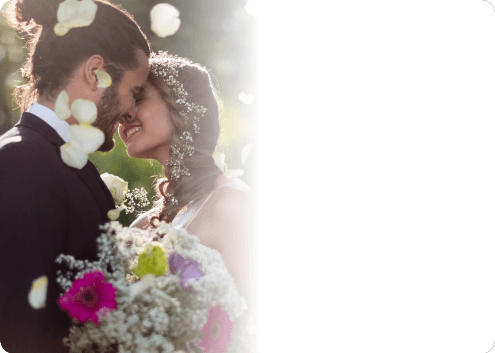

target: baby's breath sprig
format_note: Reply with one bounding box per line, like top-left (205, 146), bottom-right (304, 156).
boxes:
top-left (122, 187), bottom-right (150, 214)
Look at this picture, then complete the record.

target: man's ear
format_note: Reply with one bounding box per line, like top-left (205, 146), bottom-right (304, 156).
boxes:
top-left (83, 54), bottom-right (105, 91)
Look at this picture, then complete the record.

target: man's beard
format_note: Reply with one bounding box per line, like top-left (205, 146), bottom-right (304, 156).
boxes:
top-left (93, 85), bottom-right (122, 152)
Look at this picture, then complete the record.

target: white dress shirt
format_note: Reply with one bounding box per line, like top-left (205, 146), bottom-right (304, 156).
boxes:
top-left (28, 102), bottom-right (70, 143)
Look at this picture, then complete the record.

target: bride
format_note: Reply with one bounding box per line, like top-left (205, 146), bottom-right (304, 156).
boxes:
top-left (118, 51), bottom-right (256, 317)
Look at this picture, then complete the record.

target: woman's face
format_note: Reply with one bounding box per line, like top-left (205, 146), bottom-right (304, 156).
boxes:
top-left (118, 83), bottom-right (176, 161)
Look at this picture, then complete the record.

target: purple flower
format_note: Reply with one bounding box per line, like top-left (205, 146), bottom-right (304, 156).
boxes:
top-left (168, 252), bottom-right (205, 291)
top-left (168, 252), bottom-right (185, 275)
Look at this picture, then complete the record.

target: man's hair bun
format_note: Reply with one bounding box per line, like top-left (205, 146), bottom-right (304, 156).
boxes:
top-left (7, 0), bottom-right (63, 30)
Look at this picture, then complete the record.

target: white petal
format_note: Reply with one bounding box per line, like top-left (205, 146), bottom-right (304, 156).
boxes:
top-left (107, 208), bottom-right (122, 221)
top-left (241, 143), bottom-right (252, 165)
top-left (28, 275), bottom-right (48, 310)
top-left (68, 124), bottom-right (104, 154)
top-left (212, 150), bottom-right (225, 171)
top-left (54, 91), bottom-right (71, 120)
top-left (150, 3), bottom-right (181, 38)
top-left (225, 169), bottom-right (244, 178)
top-left (54, 23), bottom-right (70, 36)
top-left (238, 91), bottom-right (254, 105)
top-left (95, 70), bottom-right (112, 88)
top-left (60, 142), bottom-right (89, 169)
top-left (129, 274), bottom-right (155, 298)
top-left (57, 0), bottom-right (97, 30)
top-left (71, 99), bottom-right (97, 124)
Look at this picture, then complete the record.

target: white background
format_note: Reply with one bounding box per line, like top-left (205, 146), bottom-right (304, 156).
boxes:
top-left (258, 1), bottom-right (495, 352)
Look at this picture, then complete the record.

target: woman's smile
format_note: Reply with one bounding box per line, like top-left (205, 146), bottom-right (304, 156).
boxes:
top-left (124, 125), bottom-right (142, 141)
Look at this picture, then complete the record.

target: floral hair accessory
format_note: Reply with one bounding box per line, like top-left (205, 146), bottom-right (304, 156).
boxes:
top-left (54, 0), bottom-right (98, 36)
top-left (150, 55), bottom-right (208, 206)
top-left (150, 3), bottom-right (181, 38)
top-left (58, 270), bottom-right (117, 325)
top-left (28, 275), bottom-right (48, 310)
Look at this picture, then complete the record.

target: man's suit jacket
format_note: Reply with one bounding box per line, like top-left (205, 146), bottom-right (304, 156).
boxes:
top-left (0, 112), bottom-right (115, 353)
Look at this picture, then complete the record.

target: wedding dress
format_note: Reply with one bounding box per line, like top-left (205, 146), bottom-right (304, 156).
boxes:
top-left (171, 177), bottom-right (252, 229)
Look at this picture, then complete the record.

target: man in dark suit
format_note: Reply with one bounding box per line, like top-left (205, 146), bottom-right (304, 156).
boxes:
top-left (0, 1), bottom-right (151, 352)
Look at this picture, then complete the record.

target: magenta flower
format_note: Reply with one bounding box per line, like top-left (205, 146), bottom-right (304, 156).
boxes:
top-left (58, 270), bottom-right (117, 325)
top-left (169, 252), bottom-right (204, 291)
top-left (199, 304), bottom-right (234, 353)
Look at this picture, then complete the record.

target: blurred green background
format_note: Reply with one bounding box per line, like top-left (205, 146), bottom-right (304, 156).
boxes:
top-left (0, 0), bottom-right (257, 226)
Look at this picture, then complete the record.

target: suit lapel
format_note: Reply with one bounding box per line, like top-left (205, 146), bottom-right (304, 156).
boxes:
top-left (17, 112), bottom-right (116, 219)
top-left (73, 162), bottom-right (116, 218)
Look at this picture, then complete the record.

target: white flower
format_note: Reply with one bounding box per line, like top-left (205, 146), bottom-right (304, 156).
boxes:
top-left (60, 142), bottom-right (89, 169)
top-left (129, 274), bottom-right (155, 298)
top-left (212, 150), bottom-right (225, 171)
top-left (28, 275), bottom-right (48, 310)
top-left (94, 70), bottom-right (112, 88)
top-left (54, 0), bottom-right (98, 36)
top-left (55, 91), bottom-right (71, 120)
top-left (71, 99), bottom-right (97, 124)
top-left (101, 173), bottom-right (129, 205)
top-left (68, 124), bottom-right (104, 154)
top-left (150, 3), bottom-right (181, 38)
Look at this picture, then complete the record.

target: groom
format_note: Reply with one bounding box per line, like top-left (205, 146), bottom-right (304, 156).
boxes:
top-left (0, 1), bottom-right (150, 352)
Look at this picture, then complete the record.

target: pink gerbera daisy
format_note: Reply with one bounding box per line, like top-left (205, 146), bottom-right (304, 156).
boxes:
top-left (199, 304), bottom-right (234, 353)
top-left (58, 270), bottom-right (117, 325)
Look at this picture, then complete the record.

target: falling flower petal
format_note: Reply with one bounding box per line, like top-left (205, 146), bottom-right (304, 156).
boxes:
top-left (107, 206), bottom-right (124, 221)
top-left (241, 144), bottom-right (252, 165)
top-left (71, 99), bottom-right (97, 125)
top-left (28, 275), bottom-right (48, 310)
top-left (60, 142), bottom-right (89, 169)
top-left (55, 90), bottom-right (71, 120)
top-left (129, 274), bottom-right (155, 298)
top-left (68, 124), bottom-right (104, 154)
top-left (55, 0), bottom-right (98, 36)
top-left (224, 169), bottom-right (244, 178)
top-left (238, 91), bottom-right (254, 105)
top-left (94, 70), bottom-right (112, 88)
top-left (150, 3), bottom-right (181, 38)
top-left (54, 23), bottom-right (70, 36)
top-left (212, 150), bottom-right (225, 171)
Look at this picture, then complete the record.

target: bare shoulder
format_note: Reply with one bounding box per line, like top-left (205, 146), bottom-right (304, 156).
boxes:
top-left (207, 179), bottom-right (255, 223)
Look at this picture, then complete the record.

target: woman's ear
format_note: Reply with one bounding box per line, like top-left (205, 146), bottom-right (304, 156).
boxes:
top-left (83, 54), bottom-right (105, 91)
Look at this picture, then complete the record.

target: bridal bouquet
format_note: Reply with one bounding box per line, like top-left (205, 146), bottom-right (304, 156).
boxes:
top-left (55, 221), bottom-right (254, 353)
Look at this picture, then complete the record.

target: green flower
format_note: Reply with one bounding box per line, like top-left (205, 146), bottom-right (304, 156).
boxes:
top-left (133, 242), bottom-right (169, 278)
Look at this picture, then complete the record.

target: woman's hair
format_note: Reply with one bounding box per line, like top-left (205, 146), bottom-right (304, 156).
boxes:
top-left (147, 52), bottom-right (222, 226)
top-left (5, 0), bottom-right (151, 111)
